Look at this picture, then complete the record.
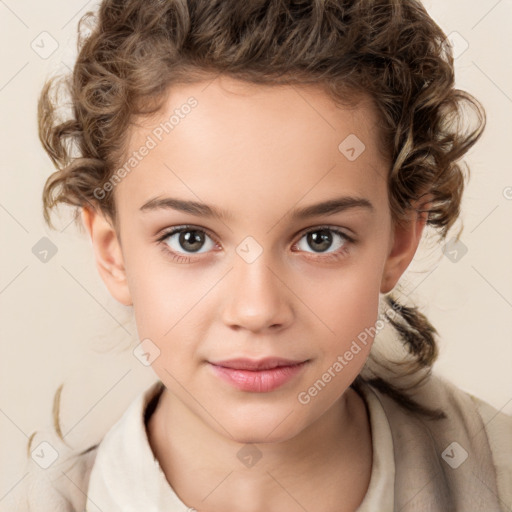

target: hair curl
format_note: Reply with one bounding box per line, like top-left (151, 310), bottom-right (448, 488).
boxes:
top-left (34, 0), bottom-right (486, 454)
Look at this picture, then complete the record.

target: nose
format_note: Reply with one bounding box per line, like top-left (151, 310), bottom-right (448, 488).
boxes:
top-left (221, 252), bottom-right (294, 334)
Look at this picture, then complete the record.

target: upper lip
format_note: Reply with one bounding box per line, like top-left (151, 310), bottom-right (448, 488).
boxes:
top-left (210, 357), bottom-right (308, 371)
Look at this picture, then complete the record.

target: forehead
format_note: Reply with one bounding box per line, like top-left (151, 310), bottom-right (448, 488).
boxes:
top-left (115, 76), bottom-right (390, 218)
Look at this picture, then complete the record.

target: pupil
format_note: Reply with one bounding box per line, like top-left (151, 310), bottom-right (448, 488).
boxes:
top-left (180, 230), bottom-right (204, 252)
top-left (308, 230), bottom-right (332, 252)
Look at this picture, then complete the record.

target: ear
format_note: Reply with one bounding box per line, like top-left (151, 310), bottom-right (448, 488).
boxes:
top-left (380, 202), bottom-right (429, 294)
top-left (81, 206), bottom-right (132, 306)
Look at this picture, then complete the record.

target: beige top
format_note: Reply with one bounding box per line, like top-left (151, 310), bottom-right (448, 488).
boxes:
top-left (2, 373), bottom-right (511, 511)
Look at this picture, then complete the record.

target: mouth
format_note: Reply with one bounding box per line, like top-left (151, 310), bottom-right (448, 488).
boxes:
top-left (208, 357), bottom-right (310, 393)
top-left (210, 357), bottom-right (307, 371)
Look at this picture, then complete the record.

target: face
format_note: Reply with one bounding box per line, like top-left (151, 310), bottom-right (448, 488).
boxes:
top-left (84, 76), bottom-right (425, 443)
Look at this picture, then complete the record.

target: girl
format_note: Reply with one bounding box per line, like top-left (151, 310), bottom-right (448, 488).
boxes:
top-left (5, 0), bottom-right (511, 511)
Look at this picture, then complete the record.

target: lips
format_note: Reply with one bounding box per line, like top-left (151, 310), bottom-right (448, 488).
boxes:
top-left (208, 357), bottom-right (310, 392)
top-left (210, 357), bottom-right (306, 371)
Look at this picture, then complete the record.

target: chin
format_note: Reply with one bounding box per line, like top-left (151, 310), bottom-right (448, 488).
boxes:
top-left (217, 408), bottom-right (307, 445)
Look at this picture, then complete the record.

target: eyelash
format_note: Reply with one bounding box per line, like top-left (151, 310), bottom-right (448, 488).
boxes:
top-left (156, 224), bottom-right (355, 264)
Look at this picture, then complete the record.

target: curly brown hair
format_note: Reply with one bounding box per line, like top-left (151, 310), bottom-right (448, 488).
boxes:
top-left (34, 0), bottom-right (486, 453)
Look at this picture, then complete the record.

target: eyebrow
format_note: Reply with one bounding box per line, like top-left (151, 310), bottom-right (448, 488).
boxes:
top-left (139, 195), bottom-right (375, 220)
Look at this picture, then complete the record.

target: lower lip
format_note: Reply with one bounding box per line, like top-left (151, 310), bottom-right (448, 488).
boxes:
top-left (209, 362), bottom-right (309, 393)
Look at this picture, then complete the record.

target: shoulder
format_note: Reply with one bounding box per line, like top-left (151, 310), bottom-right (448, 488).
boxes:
top-left (411, 371), bottom-right (512, 443)
top-left (427, 373), bottom-right (512, 510)
top-left (466, 386), bottom-right (512, 510)
top-left (1, 380), bottom-right (164, 512)
top-left (366, 371), bottom-right (512, 511)
top-left (372, 369), bottom-right (512, 435)
top-left (0, 427), bottom-right (99, 512)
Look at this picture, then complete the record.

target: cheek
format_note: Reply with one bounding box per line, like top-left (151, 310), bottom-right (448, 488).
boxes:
top-left (126, 257), bottom-right (217, 373)
top-left (123, 236), bottom-right (201, 331)
top-left (293, 255), bottom-right (386, 400)
top-left (299, 254), bottom-right (384, 335)
top-left (130, 272), bottom-right (207, 339)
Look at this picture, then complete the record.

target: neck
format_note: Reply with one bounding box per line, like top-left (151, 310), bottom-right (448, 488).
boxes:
top-left (146, 386), bottom-right (373, 512)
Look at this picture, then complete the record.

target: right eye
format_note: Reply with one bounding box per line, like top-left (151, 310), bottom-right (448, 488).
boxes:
top-left (157, 225), bottom-right (218, 262)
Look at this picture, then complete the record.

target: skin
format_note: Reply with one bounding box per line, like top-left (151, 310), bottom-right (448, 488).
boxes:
top-left (82, 76), bottom-right (427, 512)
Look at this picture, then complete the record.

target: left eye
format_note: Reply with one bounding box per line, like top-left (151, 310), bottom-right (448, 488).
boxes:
top-left (295, 228), bottom-right (351, 254)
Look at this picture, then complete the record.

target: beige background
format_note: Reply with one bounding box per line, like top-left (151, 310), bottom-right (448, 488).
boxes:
top-left (1, 0), bottom-right (511, 499)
